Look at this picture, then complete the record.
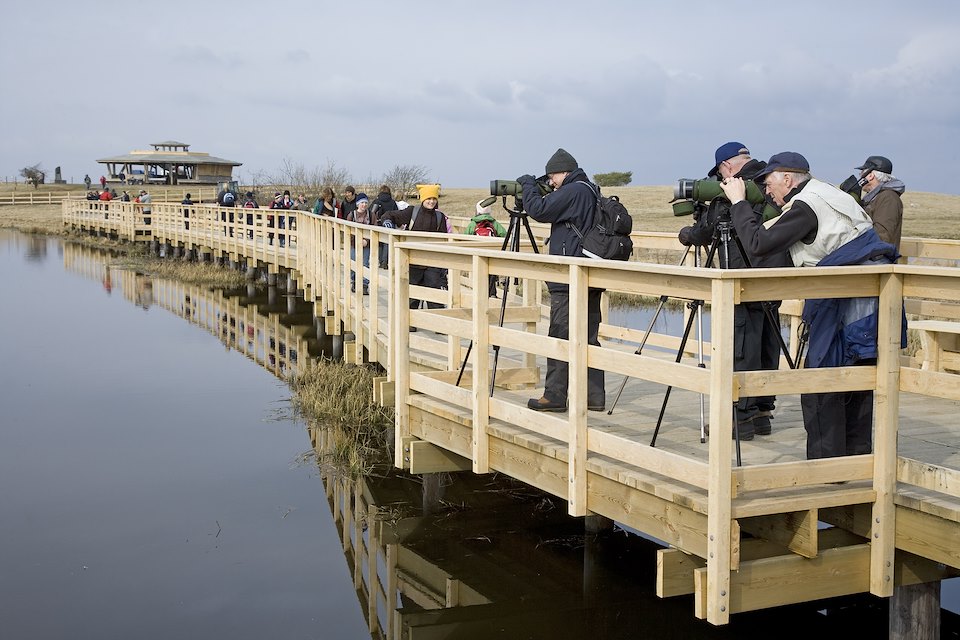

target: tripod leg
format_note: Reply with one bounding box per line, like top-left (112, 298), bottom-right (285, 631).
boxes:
top-left (650, 299), bottom-right (702, 447)
top-left (761, 302), bottom-right (796, 370)
top-left (607, 294), bottom-right (669, 415)
top-left (455, 341), bottom-right (473, 387)
top-left (608, 246), bottom-right (694, 415)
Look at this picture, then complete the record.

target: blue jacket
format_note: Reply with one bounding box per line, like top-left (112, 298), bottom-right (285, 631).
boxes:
top-left (801, 228), bottom-right (904, 368)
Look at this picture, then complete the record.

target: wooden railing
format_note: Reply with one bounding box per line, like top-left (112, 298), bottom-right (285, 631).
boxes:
top-left (62, 199), bottom-right (960, 625)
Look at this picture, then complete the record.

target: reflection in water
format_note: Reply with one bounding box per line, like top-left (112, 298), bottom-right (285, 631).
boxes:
top-left (311, 423), bottom-right (905, 639)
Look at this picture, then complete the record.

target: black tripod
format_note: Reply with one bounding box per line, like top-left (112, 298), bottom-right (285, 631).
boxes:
top-left (644, 216), bottom-right (796, 465)
top-left (456, 198), bottom-right (540, 395)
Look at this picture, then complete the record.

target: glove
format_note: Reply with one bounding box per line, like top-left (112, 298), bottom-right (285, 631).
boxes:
top-left (382, 219), bottom-right (395, 229)
top-left (678, 226), bottom-right (693, 247)
top-left (517, 174), bottom-right (536, 184)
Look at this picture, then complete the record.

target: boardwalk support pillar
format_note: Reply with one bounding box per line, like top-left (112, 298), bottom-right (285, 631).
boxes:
top-left (890, 581), bottom-right (940, 640)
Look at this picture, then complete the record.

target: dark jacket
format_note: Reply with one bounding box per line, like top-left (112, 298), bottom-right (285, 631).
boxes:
top-left (372, 192), bottom-right (398, 218)
top-left (862, 181), bottom-right (905, 250)
top-left (381, 205), bottom-right (448, 233)
top-left (518, 169), bottom-right (596, 282)
top-left (801, 228), bottom-right (903, 368)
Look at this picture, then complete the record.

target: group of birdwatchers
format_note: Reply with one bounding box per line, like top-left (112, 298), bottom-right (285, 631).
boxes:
top-left (107, 143), bottom-right (905, 463)
top-left (516, 145), bottom-right (905, 464)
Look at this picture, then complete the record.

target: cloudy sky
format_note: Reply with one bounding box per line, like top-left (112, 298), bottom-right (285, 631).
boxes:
top-left (3, 0), bottom-right (959, 194)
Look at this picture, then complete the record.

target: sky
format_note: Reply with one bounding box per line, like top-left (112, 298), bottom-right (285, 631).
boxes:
top-left (2, 0), bottom-right (959, 194)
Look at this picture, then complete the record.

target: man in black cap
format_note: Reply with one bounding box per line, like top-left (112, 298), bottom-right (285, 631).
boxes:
top-left (678, 142), bottom-right (789, 440)
top-left (719, 152), bottom-right (900, 459)
top-left (517, 149), bottom-right (605, 412)
top-left (856, 155), bottom-right (905, 250)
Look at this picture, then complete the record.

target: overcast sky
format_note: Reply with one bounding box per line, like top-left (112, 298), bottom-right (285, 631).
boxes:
top-left (2, 0), bottom-right (959, 194)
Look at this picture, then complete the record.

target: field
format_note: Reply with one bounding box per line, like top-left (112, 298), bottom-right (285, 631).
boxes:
top-left (2, 182), bottom-right (959, 240)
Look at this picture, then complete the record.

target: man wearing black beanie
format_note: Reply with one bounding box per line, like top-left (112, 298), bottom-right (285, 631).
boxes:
top-left (517, 149), bottom-right (605, 412)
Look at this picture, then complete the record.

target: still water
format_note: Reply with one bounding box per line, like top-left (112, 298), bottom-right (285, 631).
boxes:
top-left (0, 230), bottom-right (956, 639)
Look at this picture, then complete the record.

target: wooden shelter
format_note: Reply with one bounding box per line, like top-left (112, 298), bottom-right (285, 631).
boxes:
top-left (96, 140), bottom-right (241, 185)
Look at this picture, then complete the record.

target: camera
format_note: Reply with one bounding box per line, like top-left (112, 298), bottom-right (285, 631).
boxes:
top-left (672, 177), bottom-right (779, 221)
top-left (838, 175), bottom-right (864, 203)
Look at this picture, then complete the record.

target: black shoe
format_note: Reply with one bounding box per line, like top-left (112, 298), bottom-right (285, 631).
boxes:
top-left (362, 286), bottom-right (369, 295)
top-left (588, 402), bottom-right (605, 412)
top-left (350, 283), bottom-right (356, 292)
top-left (528, 397), bottom-right (566, 412)
top-left (753, 414), bottom-right (772, 436)
top-left (409, 326), bottom-right (417, 332)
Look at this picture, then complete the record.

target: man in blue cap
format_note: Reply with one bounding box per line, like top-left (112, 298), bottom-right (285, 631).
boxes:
top-left (679, 142), bottom-right (788, 440)
top-left (719, 152), bottom-right (900, 459)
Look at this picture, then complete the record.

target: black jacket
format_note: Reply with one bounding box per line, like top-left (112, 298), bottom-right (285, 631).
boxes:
top-left (373, 192), bottom-right (398, 217)
top-left (519, 169), bottom-right (596, 292)
top-left (381, 205), bottom-right (448, 233)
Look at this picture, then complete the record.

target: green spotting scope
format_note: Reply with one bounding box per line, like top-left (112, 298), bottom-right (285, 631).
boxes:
top-left (671, 178), bottom-right (780, 221)
top-left (489, 178), bottom-right (553, 201)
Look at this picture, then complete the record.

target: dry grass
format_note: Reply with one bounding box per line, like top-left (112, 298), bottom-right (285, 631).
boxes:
top-left (289, 359), bottom-right (394, 476)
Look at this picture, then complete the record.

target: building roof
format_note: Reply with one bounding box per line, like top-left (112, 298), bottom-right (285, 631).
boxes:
top-left (97, 151), bottom-right (242, 166)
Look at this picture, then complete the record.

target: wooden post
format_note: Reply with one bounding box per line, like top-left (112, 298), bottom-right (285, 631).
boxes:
top-left (568, 264), bottom-right (589, 516)
top-left (706, 277), bottom-right (736, 625)
top-left (872, 272), bottom-right (903, 596)
top-left (890, 581), bottom-right (940, 640)
top-left (393, 243), bottom-right (411, 469)
top-left (471, 255), bottom-right (491, 473)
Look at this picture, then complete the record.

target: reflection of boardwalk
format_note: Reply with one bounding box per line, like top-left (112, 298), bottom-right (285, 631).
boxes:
top-left (61, 242), bottom-right (320, 379)
top-left (63, 199), bottom-right (960, 628)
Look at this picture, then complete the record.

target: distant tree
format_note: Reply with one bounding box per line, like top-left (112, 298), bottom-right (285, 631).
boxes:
top-left (20, 163), bottom-right (46, 189)
top-left (594, 171), bottom-right (632, 187)
top-left (381, 164), bottom-right (431, 200)
top-left (258, 158), bottom-right (353, 198)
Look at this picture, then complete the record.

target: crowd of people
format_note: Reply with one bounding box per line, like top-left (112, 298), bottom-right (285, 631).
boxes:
top-left (79, 148), bottom-right (908, 462)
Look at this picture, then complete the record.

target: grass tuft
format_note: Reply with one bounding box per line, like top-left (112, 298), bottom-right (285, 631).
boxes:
top-left (289, 359), bottom-right (394, 476)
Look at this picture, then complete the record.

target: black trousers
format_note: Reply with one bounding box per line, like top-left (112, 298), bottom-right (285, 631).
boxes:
top-left (409, 266), bottom-right (446, 309)
top-left (543, 289), bottom-right (605, 406)
top-left (800, 359), bottom-right (875, 459)
top-left (734, 302), bottom-right (780, 421)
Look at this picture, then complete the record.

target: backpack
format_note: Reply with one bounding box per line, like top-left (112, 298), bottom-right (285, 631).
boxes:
top-left (569, 182), bottom-right (633, 260)
top-left (474, 219), bottom-right (497, 237)
top-left (223, 191), bottom-right (235, 205)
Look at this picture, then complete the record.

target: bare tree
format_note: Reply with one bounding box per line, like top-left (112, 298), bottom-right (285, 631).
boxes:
top-left (259, 158), bottom-right (353, 199)
top-left (381, 164), bottom-right (431, 200)
top-left (20, 163), bottom-right (46, 189)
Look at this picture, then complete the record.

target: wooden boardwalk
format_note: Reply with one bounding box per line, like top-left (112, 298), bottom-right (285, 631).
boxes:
top-left (63, 198), bottom-right (960, 629)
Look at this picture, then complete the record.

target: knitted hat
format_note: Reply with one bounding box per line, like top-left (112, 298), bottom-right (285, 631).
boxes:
top-left (356, 192), bottom-right (369, 204)
top-left (476, 199), bottom-right (492, 215)
top-left (417, 184), bottom-right (441, 200)
top-left (545, 148), bottom-right (578, 174)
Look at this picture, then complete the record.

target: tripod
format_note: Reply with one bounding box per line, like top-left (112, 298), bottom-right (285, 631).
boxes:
top-left (455, 198), bottom-right (540, 394)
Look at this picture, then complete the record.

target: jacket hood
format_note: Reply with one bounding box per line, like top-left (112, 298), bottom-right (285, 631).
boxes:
top-left (862, 178), bottom-right (905, 204)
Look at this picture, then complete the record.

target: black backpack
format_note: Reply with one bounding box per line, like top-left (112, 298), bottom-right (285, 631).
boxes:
top-left (568, 182), bottom-right (634, 260)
